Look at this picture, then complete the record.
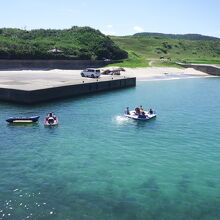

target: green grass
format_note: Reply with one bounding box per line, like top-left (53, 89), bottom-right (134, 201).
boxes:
top-left (183, 59), bottom-right (220, 65)
top-left (104, 59), bottom-right (183, 68)
top-left (105, 50), bottom-right (150, 68)
top-left (110, 35), bottom-right (220, 67)
top-left (0, 27), bottom-right (128, 60)
top-left (1, 27), bottom-right (220, 67)
top-left (105, 58), bottom-right (149, 68)
top-left (153, 60), bottom-right (184, 68)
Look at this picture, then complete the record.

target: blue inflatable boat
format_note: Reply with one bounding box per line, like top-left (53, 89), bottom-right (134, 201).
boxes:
top-left (124, 110), bottom-right (156, 121)
top-left (6, 116), bottom-right (40, 123)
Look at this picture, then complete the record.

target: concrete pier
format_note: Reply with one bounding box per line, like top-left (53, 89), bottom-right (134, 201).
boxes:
top-left (0, 70), bottom-right (136, 103)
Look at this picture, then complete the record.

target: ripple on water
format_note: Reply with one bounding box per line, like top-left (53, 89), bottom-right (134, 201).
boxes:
top-left (0, 189), bottom-right (55, 219)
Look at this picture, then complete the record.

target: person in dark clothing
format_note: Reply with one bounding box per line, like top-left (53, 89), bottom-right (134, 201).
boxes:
top-left (125, 107), bottom-right (130, 115)
top-left (135, 107), bottom-right (140, 115)
top-left (149, 109), bottom-right (153, 114)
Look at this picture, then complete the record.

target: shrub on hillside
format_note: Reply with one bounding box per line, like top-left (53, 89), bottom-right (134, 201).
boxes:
top-left (0, 27), bottom-right (128, 60)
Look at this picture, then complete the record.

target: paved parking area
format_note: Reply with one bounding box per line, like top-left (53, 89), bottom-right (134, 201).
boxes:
top-left (0, 70), bottom-right (126, 91)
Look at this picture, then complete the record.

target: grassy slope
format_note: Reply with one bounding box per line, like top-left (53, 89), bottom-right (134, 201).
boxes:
top-left (1, 28), bottom-right (220, 68)
top-left (0, 27), bottom-right (128, 60)
top-left (110, 35), bottom-right (220, 68)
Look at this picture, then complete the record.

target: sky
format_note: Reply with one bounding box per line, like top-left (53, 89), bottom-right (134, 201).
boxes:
top-left (0, 0), bottom-right (220, 37)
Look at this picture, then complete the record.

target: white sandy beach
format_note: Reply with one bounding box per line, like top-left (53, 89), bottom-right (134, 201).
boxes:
top-left (45, 66), bottom-right (213, 81)
top-left (9, 66), bottom-right (210, 80)
top-left (0, 67), bottom-right (215, 90)
top-left (101, 67), bottom-right (213, 81)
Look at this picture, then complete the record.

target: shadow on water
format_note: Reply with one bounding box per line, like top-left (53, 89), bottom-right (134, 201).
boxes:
top-left (7, 122), bottom-right (40, 128)
top-left (2, 174), bottom-right (220, 220)
top-left (176, 174), bottom-right (191, 193)
top-left (59, 177), bottom-right (220, 220)
top-left (139, 177), bottom-right (161, 198)
top-left (44, 125), bottom-right (59, 129)
top-left (132, 117), bottom-right (157, 130)
top-left (205, 178), bottom-right (220, 189)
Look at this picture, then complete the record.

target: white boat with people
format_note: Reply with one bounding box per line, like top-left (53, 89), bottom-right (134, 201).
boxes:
top-left (124, 106), bottom-right (156, 121)
top-left (44, 112), bottom-right (58, 126)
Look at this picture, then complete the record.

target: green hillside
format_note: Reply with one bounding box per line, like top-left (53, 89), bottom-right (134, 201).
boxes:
top-left (110, 35), bottom-right (220, 67)
top-left (1, 26), bottom-right (220, 68)
top-left (0, 27), bottom-right (128, 60)
top-left (134, 32), bottom-right (220, 41)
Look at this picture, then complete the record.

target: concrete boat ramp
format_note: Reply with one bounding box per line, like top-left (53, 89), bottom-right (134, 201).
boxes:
top-left (178, 63), bottom-right (220, 76)
top-left (0, 70), bottom-right (136, 104)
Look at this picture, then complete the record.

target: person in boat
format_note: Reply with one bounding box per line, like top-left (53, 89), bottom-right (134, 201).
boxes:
top-left (140, 105), bottom-right (145, 114)
top-left (47, 112), bottom-right (56, 118)
top-left (138, 106), bottom-right (146, 117)
top-left (135, 107), bottom-right (140, 115)
top-left (47, 112), bottom-right (56, 124)
top-left (51, 112), bottom-right (56, 120)
top-left (149, 109), bottom-right (153, 114)
top-left (125, 107), bottom-right (130, 115)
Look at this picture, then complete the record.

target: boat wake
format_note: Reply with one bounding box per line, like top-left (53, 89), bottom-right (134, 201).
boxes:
top-left (114, 115), bottom-right (129, 125)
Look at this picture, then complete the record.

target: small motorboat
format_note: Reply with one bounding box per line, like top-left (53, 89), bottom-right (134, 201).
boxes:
top-left (44, 115), bottom-right (58, 126)
top-left (6, 116), bottom-right (40, 123)
top-left (125, 110), bottom-right (156, 121)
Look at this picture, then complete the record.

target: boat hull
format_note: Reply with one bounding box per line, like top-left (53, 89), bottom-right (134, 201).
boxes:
top-left (44, 117), bottom-right (59, 126)
top-left (6, 116), bottom-right (40, 123)
top-left (125, 111), bottom-right (156, 121)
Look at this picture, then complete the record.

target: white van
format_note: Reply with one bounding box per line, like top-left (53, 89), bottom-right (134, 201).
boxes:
top-left (81, 68), bottom-right (101, 78)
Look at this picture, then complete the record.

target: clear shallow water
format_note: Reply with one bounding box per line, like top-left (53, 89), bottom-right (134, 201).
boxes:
top-left (1, 78), bottom-right (220, 219)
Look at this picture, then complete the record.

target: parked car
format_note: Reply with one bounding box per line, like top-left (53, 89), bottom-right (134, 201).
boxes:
top-left (81, 68), bottom-right (101, 78)
top-left (101, 68), bottom-right (125, 75)
top-left (101, 69), bottom-right (111, 75)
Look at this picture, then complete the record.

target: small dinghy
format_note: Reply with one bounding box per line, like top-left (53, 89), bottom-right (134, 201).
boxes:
top-left (44, 112), bottom-right (58, 126)
top-left (124, 107), bottom-right (156, 121)
top-left (6, 116), bottom-right (40, 123)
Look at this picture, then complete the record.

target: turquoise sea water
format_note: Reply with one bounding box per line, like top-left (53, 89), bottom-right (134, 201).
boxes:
top-left (1, 77), bottom-right (220, 220)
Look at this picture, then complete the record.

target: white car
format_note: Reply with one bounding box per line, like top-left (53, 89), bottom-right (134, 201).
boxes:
top-left (81, 68), bottom-right (101, 78)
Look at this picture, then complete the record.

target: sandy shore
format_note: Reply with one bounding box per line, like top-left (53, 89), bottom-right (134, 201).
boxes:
top-left (101, 67), bottom-right (214, 81)
top-left (47, 66), bottom-right (213, 81)
top-left (0, 67), bottom-right (215, 85)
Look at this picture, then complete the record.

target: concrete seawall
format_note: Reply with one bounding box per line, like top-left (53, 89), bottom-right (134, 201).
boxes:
top-left (0, 77), bottom-right (136, 104)
top-left (0, 59), bottom-right (119, 70)
top-left (179, 63), bottom-right (220, 76)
